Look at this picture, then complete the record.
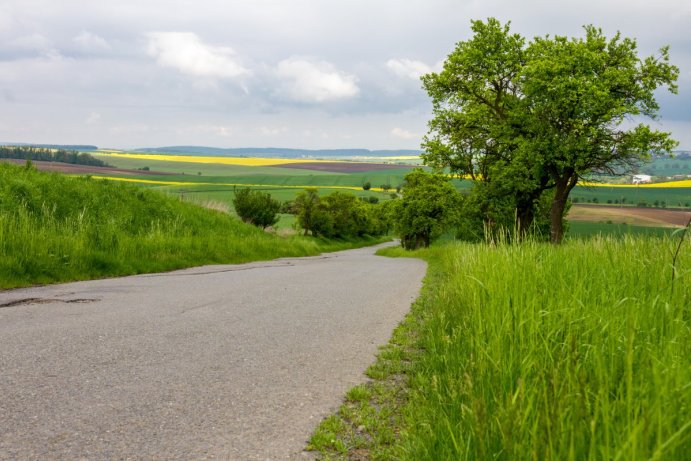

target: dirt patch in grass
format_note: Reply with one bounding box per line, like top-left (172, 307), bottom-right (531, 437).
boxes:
top-left (275, 162), bottom-right (413, 173)
top-left (568, 204), bottom-right (691, 227)
top-left (1, 159), bottom-right (173, 176)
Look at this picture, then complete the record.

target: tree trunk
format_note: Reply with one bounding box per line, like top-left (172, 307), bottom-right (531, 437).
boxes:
top-left (550, 173), bottom-right (578, 244)
top-left (515, 186), bottom-right (547, 240)
top-left (516, 206), bottom-right (535, 239)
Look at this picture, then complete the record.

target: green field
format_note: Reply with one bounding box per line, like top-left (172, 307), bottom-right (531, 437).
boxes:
top-left (87, 153), bottom-right (413, 208)
top-left (93, 154), bottom-right (339, 177)
top-left (567, 221), bottom-right (680, 238)
top-left (82, 153), bottom-right (691, 237)
top-left (638, 155), bottom-right (691, 176)
top-left (93, 153), bottom-right (413, 187)
top-left (310, 236), bottom-right (691, 459)
top-left (570, 186), bottom-right (691, 208)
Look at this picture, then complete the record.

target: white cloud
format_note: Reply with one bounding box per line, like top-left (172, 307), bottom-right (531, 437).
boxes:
top-left (0, 5), bottom-right (14, 34)
top-left (9, 33), bottom-right (52, 52)
top-left (391, 127), bottom-right (419, 140)
top-left (73, 31), bottom-right (110, 51)
top-left (386, 58), bottom-right (441, 80)
top-left (146, 32), bottom-right (250, 79)
top-left (188, 124), bottom-right (234, 137)
top-left (109, 124), bottom-right (151, 135)
top-left (275, 57), bottom-right (359, 103)
top-left (259, 126), bottom-right (288, 136)
top-left (85, 112), bottom-right (101, 125)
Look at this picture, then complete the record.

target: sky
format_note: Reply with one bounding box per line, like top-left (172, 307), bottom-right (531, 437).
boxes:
top-left (0, 0), bottom-right (689, 150)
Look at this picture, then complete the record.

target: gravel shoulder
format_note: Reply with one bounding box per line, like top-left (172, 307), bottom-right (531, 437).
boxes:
top-left (0, 243), bottom-right (426, 460)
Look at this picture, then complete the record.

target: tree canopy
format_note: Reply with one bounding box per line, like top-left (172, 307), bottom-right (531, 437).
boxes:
top-left (422, 18), bottom-right (678, 243)
top-left (232, 188), bottom-right (281, 230)
top-left (395, 169), bottom-right (462, 250)
top-left (293, 189), bottom-right (389, 238)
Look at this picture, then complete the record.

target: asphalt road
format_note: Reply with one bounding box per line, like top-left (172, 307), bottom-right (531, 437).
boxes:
top-left (0, 243), bottom-right (426, 460)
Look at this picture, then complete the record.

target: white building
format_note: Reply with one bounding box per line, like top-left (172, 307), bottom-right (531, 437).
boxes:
top-left (632, 174), bottom-right (652, 184)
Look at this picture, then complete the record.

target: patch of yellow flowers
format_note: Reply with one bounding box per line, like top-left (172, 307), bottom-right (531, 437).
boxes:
top-left (97, 152), bottom-right (335, 167)
top-left (91, 176), bottom-right (374, 191)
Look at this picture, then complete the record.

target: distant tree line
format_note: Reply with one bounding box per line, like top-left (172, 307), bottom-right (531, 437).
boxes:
top-left (0, 146), bottom-right (110, 167)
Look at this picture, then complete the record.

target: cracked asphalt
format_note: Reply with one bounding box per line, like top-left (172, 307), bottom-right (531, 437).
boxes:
top-left (0, 243), bottom-right (426, 460)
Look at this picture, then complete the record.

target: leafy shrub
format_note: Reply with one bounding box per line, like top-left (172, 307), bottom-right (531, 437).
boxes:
top-left (232, 188), bottom-right (281, 229)
top-left (395, 169), bottom-right (462, 249)
top-left (294, 189), bottom-right (387, 238)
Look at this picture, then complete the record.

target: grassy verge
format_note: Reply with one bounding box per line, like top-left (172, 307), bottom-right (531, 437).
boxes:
top-left (308, 235), bottom-right (690, 460)
top-left (0, 163), bottom-right (388, 289)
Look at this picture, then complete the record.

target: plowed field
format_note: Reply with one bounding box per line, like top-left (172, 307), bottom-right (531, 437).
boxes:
top-left (568, 204), bottom-right (691, 227)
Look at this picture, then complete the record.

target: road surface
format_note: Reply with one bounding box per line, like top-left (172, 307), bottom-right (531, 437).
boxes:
top-left (0, 243), bottom-right (426, 460)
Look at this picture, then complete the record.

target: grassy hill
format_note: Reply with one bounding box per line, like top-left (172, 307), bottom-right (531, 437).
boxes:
top-left (0, 163), bottom-right (383, 289)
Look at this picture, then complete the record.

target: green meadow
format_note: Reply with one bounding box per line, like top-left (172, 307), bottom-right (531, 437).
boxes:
top-left (570, 186), bottom-right (691, 208)
top-left (567, 221), bottom-right (680, 238)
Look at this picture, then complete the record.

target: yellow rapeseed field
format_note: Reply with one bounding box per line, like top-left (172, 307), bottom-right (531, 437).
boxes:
top-left (98, 152), bottom-right (336, 166)
top-left (92, 176), bottom-right (374, 191)
top-left (94, 175), bottom-right (690, 191)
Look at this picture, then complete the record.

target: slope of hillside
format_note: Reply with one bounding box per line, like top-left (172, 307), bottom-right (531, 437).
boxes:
top-left (0, 163), bottom-right (381, 289)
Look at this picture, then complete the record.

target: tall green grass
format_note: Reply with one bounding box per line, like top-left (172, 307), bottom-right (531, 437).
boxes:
top-left (0, 163), bottom-right (384, 289)
top-left (311, 236), bottom-right (690, 459)
top-left (394, 237), bottom-right (690, 460)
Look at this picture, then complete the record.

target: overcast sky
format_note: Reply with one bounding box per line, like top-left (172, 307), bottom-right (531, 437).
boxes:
top-left (1, 0), bottom-right (689, 150)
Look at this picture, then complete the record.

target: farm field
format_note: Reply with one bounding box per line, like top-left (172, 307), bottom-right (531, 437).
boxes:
top-left (568, 204), bottom-right (691, 227)
top-left (5, 151), bottom-right (689, 235)
top-left (90, 152), bottom-right (691, 203)
top-left (89, 152), bottom-right (416, 206)
top-left (567, 221), bottom-right (680, 238)
top-left (571, 184), bottom-right (691, 208)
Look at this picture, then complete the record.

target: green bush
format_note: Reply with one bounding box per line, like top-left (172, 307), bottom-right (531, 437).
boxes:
top-left (294, 189), bottom-right (387, 238)
top-left (232, 187), bottom-right (281, 229)
top-left (395, 169), bottom-right (462, 249)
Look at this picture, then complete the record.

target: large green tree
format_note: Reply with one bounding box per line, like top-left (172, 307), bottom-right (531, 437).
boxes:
top-left (422, 18), bottom-right (678, 243)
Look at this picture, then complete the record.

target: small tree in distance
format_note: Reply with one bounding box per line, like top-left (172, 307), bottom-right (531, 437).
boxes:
top-left (232, 187), bottom-right (281, 230)
top-left (395, 169), bottom-right (462, 250)
top-left (294, 188), bottom-right (321, 236)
